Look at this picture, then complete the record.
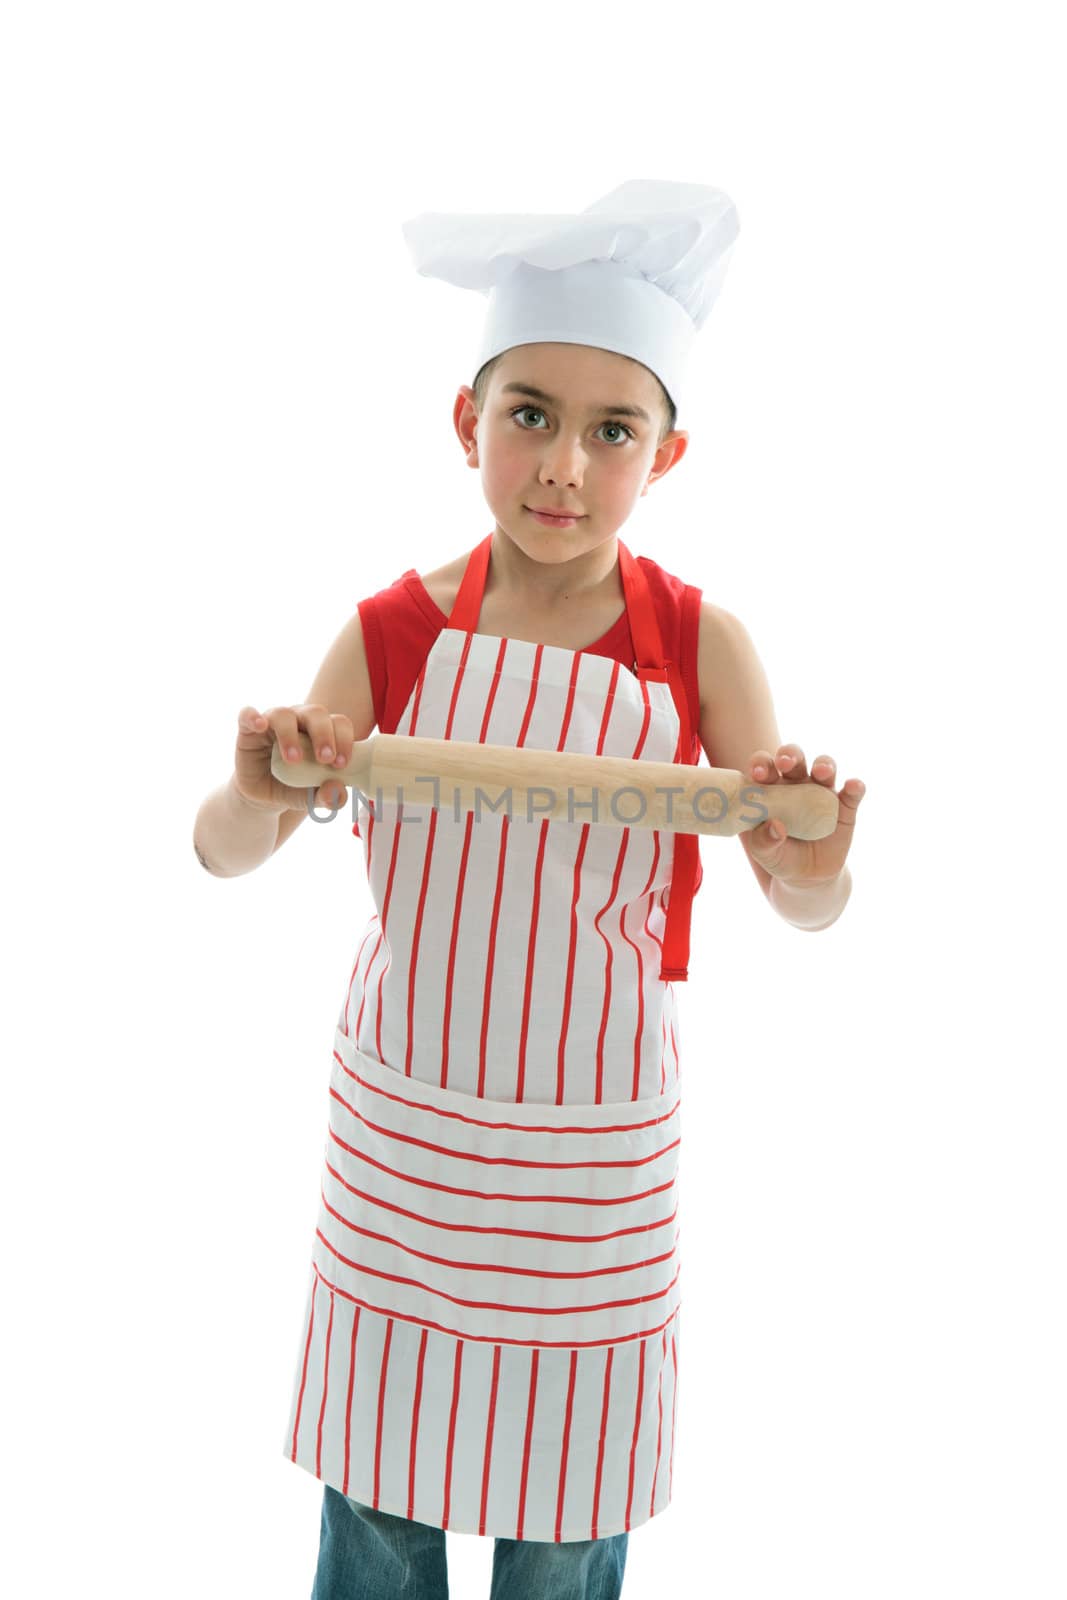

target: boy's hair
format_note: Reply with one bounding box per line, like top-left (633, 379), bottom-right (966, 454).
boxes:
top-left (472, 353), bottom-right (676, 447)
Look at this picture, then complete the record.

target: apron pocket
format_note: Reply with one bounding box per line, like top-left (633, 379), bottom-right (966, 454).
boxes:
top-left (310, 1027), bottom-right (681, 1350)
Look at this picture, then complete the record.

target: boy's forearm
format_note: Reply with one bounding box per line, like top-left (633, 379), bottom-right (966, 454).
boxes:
top-left (193, 776), bottom-right (285, 877)
top-left (768, 865), bottom-right (853, 931)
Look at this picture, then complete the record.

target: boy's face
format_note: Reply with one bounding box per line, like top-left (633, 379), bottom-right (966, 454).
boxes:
top-left (454, 342), bottom-right (688, 566)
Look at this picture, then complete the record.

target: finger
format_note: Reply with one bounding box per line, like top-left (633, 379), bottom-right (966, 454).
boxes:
top-left (293, 703), bottom-right (340, 765)
top-left (774, 744), bottom-right (808, 781)
top-left (300, 707), bottom-right (351, 802)
top-left (317, 777), bottom-right (348, 808)
top-left (749, 749), bottom-right (780, 784)
top-left (237, 706), bottom-right (268, 735)
top-left (265, 707), bottom-right (304, 762)
top-left (810, 753), bottom-right (836, 785)
top-left (330, 713), bottom-right (355, 767)
top-left (836, 777), bottom-right (866, 813)
top-left (747, 811), bottom-right (793, 858)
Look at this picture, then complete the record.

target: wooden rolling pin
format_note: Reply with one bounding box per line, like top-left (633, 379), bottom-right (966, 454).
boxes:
top-left (270, 731), bottom-right (838, 840)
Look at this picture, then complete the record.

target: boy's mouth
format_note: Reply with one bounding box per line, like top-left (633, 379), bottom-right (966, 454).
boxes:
top-left (525, 506), bottom-right (585, 524)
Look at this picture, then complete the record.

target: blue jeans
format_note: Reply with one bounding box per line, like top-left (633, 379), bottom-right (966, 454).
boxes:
top-left (311, 1485), bottom-right (629, 1599)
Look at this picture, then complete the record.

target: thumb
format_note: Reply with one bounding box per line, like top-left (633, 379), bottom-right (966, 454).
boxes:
top-left (748, 816), bottom-right (788, 860)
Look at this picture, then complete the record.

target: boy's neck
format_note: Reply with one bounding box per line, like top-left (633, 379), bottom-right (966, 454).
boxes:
top-left (486, 527), bottom-right (623, 611)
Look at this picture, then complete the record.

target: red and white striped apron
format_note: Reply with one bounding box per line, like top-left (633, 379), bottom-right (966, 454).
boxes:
top-left (283, 533), bottom-right (697, 1542)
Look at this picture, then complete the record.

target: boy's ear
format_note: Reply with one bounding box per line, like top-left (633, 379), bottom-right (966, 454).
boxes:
top-left (454, 385), bottom-right (479, 457)
top-left (647, 431), bottom-right (689, 487)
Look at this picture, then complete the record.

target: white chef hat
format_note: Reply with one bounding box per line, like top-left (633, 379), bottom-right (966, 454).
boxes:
top-left (400, 178), bottom-right (740, 430)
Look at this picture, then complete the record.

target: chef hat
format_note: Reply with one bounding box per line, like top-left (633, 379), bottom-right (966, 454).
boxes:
top-left (400, 178), bottom-right (740, 430)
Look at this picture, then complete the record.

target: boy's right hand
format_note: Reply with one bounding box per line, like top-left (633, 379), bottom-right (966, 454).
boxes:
top-left (233, 704), bottom-right (355, 814)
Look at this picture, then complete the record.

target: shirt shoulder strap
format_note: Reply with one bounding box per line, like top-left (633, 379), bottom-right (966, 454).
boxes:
top-left (356, 570), bottom-right (443, 734)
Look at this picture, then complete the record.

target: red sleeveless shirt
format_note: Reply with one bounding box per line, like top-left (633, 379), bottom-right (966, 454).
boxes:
top-left (357, 554), bottom-right (702, 750)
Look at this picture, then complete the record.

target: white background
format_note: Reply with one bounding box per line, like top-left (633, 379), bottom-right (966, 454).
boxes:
top-left (3, 3), bottom-right (1064, 1596)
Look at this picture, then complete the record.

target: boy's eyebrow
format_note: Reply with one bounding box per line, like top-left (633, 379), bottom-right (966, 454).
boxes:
top-left (499, 381), bottom-right (652, 425)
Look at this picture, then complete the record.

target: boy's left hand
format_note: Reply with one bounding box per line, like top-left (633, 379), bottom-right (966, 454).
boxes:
top-left (739, 744), bottom-right (865, 885)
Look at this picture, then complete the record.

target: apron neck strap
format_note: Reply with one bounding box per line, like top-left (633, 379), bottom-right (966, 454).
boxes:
top-left (447, 532), bottom-right (493, 631)
top-left (616, 539), bottom-right (666, 670)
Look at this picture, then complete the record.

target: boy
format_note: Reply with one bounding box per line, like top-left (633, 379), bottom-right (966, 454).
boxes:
top-left (193, 181), bottom-right (863, 1599)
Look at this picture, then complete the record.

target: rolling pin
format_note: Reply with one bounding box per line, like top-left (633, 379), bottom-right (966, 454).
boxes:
top-left (270, 732), bottom-right (838, 840)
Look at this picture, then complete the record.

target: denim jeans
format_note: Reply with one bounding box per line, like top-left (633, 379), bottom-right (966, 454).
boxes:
top-left (310, 1485), bottom-right (629, 1599)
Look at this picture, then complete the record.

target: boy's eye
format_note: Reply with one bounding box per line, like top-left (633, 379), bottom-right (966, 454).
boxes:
top-left (508, 405), bottom-right (635, 445)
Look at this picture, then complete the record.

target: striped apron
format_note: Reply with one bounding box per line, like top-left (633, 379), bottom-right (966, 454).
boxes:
top-left (283, 532), bottom-right (695, 1543)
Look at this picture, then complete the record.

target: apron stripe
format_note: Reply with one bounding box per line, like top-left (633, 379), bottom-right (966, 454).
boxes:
top-left (305, 1261), bottom-right (681, 1350)
top-left (650, 1325), bottom-right (667, 1518)
top-left (315, 1227), bottom-right (682, 1321)
top-left (474, 646), bottom-right (510, 1098)
top-left (591, 828), bottom-right (628, 1103)
top-left (319, 1188), bottom-right (677, 1279)
top-left (288, 1273), bottom-right (318, 1466)
top-left (513, 644), bottom-right (548, 1104)
top-left (315, 1286), bottom-right (335, 1477)
top-left (342, 1306), bottom-right (360, 1497)
top-left (326, 1105), bottom-right (682, 1176)
top-left (668, 1324), bottom-right (679, 1503)
top-left (553, 1349), bottom-right (580, 1541)
top-left (404, 802), bottom-right (440, 1079)
top-left (341, 923), bottom-right (378, 1038)
top-left (438, 807), bottom-right (469, 1091)
top-left (517, 1347), bottom-right (539, 1538)
top-left (623, 830), bottom-right (660, 1100)
top-left (372, 821), bottom-right (405, 1063)
top-left (625, 1337), bottom-right (647, 1529)
top-left (372, 1313), bottom-right (394, 1508)
top-left (477, 814), bottom-right (510, 1098)
top-left (352, 929), bottom-right (382, 1049)
top-left (442, 1339), bottom-right (464, 1528)
top-left (408, 1327), bottom-right (430, 1520)
top-left (516, 818), bottom-right (549, 1102)
top-left (592, 1346), bottom-right (614, 1538)
top-left (478, 1343), bottom-right (504, 1535)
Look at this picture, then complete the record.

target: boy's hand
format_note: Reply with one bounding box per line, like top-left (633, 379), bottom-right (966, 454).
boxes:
top-left (233, 704), bottom-right (355, 814)
top-left (740, 743), bottom-right (865, 884)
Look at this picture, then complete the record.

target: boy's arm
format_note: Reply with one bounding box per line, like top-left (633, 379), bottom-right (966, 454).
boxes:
top-left (266, 608), bottom-right (379, 858)
top-left (194, 609), bottom-right (377, 875)
top-left (696, 601), bottom-right (851, 929)
top-left (696, 600), bottom-right (781, 909)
